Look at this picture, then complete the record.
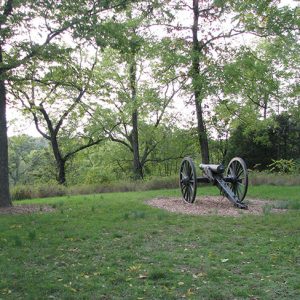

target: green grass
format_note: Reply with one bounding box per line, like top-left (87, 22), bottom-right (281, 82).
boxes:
top-left (0, 186), bottom-right (300, 299)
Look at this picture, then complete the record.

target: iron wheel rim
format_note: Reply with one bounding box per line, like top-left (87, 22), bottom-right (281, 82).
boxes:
top-left (226, 157), bottom-right (248, 202)
top-left (179, 157), bottom-right (197, 203)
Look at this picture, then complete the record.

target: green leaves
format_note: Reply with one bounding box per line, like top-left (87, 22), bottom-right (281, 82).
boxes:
top-left (230, 0), bottom-right (299, 36)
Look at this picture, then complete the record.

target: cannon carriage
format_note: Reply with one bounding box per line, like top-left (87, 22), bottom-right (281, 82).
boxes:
top-left (179, 157), bottom-right (249, 209)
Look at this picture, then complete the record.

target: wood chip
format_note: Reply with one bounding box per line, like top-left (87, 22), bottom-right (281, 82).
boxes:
top-left (146, 196), bottom-right (286, 216)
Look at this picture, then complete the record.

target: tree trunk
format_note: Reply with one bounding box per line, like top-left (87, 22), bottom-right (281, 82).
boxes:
top-left (129, 57), bottom-right (143, 180)
top-left (263, 96), bottom-right (267, 120)
top-left (131, 110), bottom-right (143, 179)
top-left (50, 137), bottom-right (66, 185)
top-left (57, 159), bottom-right (66, 185)
top-left (191, 0), bottom-right (210, 164)
top-left (194, 97), bottom-right (210, 163)
top-left (0, 46), bottom-right (12, 207)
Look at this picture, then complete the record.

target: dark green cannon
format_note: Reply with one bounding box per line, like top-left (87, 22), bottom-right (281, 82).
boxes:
top-left (179, 157), bottom-right (249, 209)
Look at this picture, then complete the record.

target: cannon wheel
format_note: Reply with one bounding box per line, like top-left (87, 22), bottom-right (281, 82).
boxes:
top-left (179, 157), bottom-right (197, 203)
top-left (226, 157), bottom-right (248, 202)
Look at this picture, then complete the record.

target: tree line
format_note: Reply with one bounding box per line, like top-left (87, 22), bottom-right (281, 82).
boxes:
top-left (0, 0), bottom-right (299, 207)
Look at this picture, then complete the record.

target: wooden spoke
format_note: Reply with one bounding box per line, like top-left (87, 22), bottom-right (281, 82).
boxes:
top-left (226, 157), bottom-right (248, 202)
top-left (179, 157), bottom-right (197, 203)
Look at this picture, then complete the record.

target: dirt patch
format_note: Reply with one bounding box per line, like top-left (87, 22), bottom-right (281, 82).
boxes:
top-left (0, 204), bottom-right (55, 215)
top-left (146, 196), bottom-right (286, 216)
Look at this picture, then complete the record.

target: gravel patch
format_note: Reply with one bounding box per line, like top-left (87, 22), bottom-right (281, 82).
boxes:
top-left (146, 196), bottom-right (286, 216)
top-left (0, 204), bottom-right (55, 215)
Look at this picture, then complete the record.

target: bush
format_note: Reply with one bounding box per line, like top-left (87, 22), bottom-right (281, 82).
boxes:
top-left (268, 159), bottom-right (297, 174)
top-left (250, 171), bottom-right (300, 186)
top-left (11, 185), bottom-right (32, 201)
top-left (34, 184), bottom-right (67, 198)
top-left (68, 176), bottom-right (178, 195)
top-left (142, 176), bottom-right (178, 191)
top-left (68, 181), bottom-right (137, 195)
top-left (11, 172), bottom-right (299, 201)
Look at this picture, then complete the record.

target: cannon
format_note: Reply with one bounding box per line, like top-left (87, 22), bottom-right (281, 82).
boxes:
top-left (179, 157), bottom-right (249, 209)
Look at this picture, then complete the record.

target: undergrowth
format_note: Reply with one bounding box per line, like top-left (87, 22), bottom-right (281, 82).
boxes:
top-left (10, 172), bottom-right (300, 201)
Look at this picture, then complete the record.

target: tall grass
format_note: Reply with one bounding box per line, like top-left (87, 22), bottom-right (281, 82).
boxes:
top-left (10, 172), bottom-right (300, 201)
top-left (10, 176), bottom-right (179, 200)
top-left (250, 171), bottom-right (300, 186)
top-left (10, 184), bottom-right (67, 200)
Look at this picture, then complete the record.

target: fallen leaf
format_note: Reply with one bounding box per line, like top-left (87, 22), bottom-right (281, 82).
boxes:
top-left (193, 272), bottom-right (205, 278)
top-left (63, 284), bottom-right (77, 292)
top-left (128, 265), bottom-right (141, 272)
top-left (93, 272), bottom-right (101, 276)
top-left (10, 224), bottom-right (22, 229)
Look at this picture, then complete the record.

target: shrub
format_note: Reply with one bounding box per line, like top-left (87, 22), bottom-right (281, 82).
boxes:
top-left (11, 185), bottom-right (32, 201)
top-left (68, 176), bottom-right (178, 196)
top-left (268, 159), bottom-right (297, 174)
top-left (34, 184), bottom-right (67, 198)
top-left (250, 171), bottom-right (300, 186)
top-left (142, 176), bottom-right (178, 191)
top-left (11, 172), bottom-right (299, 201)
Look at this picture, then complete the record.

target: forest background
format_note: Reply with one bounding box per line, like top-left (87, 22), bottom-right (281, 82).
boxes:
top-left (1, 0), bottom-right (299, 205)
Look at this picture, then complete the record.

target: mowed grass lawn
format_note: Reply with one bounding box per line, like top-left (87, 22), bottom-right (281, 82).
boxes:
top-left (0, 185), bottom-right (299, 299)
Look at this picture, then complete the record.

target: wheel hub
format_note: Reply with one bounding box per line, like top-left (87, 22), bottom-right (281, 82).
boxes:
top-left (181, 176), bottom-right (190, 185)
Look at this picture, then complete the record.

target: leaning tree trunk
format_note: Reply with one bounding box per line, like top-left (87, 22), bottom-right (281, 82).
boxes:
top-left (129, 56), bottom-right (143, 180)
top-left (0, 47), bottom-right (12, 207)
top-left (191, 0), bottom-right (210, 164)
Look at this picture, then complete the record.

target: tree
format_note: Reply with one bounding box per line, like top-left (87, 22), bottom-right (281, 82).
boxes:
top-left (89, 3), bottom-right (182, 180)
top-left (164, 0), bottom-right (245, 164)
top-left (164, 0), bottom-right (299, 164)
top-left (221, 35), bottom-right (299, 120)
top-left (145, 125), bottom-right (199, 176)
top-left (10, 51), bottom-right (111, 185)
top-left (227, 110), bottom-right (300, 169)
top-left (210, 30), bottom-right (299, 159)
top-left (0, 0), bottom-right (140, 205)
top-left (8, 135), bottom-right (44, 185)
top-left (190, 0), bottom-right (210, 163)
top-left (0, 0), bottom-right (71, 206)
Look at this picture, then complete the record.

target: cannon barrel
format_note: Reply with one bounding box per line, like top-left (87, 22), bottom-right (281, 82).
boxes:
top-left (199, 163), bottom-right (225, 174)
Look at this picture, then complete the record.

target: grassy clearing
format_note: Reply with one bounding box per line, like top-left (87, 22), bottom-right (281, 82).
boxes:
top-left (1, 186), bottom-right (300, 299)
